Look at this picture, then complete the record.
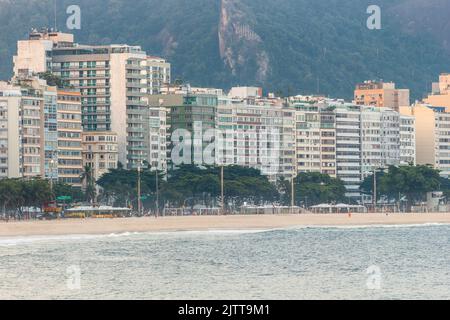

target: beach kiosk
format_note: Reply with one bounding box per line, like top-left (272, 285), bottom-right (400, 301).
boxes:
top-left (64, 206), bottom-right (132, 219)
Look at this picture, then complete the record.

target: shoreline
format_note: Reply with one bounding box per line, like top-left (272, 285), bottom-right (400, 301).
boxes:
top-left (0, 213), bottom-right (450, 238)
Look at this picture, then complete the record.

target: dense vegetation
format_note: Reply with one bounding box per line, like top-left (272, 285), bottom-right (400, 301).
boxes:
top-left (0, 178), bottom-right (82, 219)
top-left (0, 0), bottom-right (449, 100)
top-left (360, 165), bottom-right (443, 211)
top-left (2, 164), bottom-right (450, 218)
top-left (97, 164), bottom-right (281, 211)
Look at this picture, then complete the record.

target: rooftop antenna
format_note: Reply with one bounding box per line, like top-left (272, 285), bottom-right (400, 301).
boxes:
top-left (316, 77), bottom-right (320, 94)
top-left (53, 0), bottom-right (57, 31)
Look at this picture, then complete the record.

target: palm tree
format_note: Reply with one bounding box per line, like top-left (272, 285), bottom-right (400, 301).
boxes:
top-left (80, 165), bottom-right (96, 204)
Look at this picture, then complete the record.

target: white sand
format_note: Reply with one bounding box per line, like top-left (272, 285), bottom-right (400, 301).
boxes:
top-left (0, 213), bottom-right (449, 237)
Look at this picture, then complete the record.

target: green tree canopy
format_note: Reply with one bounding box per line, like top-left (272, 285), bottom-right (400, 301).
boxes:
top-left (0, 178), bottom-right (52, 218)
top-left (97, 164), bottom-right (280, 211)
top-left (361, 165), bottom-right (442, 210)
top-left (282, 172), bottom-right (348, 207)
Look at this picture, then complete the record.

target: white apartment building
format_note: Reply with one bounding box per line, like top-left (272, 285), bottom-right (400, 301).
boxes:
top-left (14, 29), bottom-right (172, 173)
top-left (320, 108), bottom-right (338, 177)
top-left (333, 102), bottom-right (362, 201)
top-left (0, 79), bottom-right (46, 179)
top-left (57, 91), bottom-right (83, 187)
top-left (400, 115), bottom-right (416, 165)
top-left (148, 106), bottom-right (167, 172)
top-left (217, 95), bottom-right (294, 179)
top-left (280, 109), bottom-right (296, 179)
top-left (294, 104), bottom-right (322, 175)
top-left (360, 107), bottom-right (400, 176)
top-left (0, 83), bottom-right (22, 179)
top-left (147, 56), bottom-right (171, 95)
top-left (51, 44), bottom-right (148, 170)
top-left (380, 108), bottom-right (401, 167)
top-left (292, 100), bottom-right (337, 178)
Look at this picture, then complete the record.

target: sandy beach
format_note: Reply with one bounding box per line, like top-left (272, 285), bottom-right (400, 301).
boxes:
top-left (0, 213), bottom-right (449, 238)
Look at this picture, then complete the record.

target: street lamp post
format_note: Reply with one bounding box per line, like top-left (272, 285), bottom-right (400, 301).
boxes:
top-left (220, 165), bottom-right (224, 215)
top-left (137, 162), bottom-right (142, 216)
top-left (291, 174), bottom-right (295, 214)
top-left (155, 165), bottom-right (159, 217)
top-left (373, 168), bottom-right (377, 213)
top-left (50, 158), bottom-right (55, 200)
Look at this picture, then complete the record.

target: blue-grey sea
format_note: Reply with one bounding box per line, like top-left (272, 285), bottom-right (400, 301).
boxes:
top-left (0, 224), bottom-right (449, 300)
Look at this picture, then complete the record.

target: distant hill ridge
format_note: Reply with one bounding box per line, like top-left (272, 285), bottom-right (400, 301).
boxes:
top-left (0, 0), bottom-right (449, 100)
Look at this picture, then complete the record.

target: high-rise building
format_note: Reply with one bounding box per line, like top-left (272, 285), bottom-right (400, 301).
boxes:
top-left (13, 28), bottom-right (74, 76)
top-left (148, 106), bottom-right (168, 171)
top-left (14, 29), bottom-right (172, 172)
top-left (82, 132), bottom-right (119, 181)
top-left (360, 106), bottom-right (401, 203)
top-left (216, 94), bottom-right (293, 179)
top-left (280, 108), bottom-right (296, 179)
top-left (13, 76), bottom-right (59, 181)
top-left (401, 104), bottom-right (450, 177)
top-left (43, 84), bottom-right (58, 182)
top-left (51, 44), bottom-right (148, 169)
top-left (290, 97), bottom-right (337, 178)
top-left (57, 90), bottom-right (83, 187)
top-left (334, 102), bottom-right (362, 200)
top-left (290, 97), bottom-right (408, 202)
top-left (0, 78), bottom-right (48, 180)
top-left (147, 56), bottom-right (171, 95)
top-left (354, 80), bottom-right (410, 112)
top-left (0, 83), bottom-right (22, 179)
top-left (15, 78), bottom-right (47, 179)
top-left (149, 91), bottom-right (218, 169)
top-left (399, 114), bottom-right (416, 166)
top-left (424, 74), bottom-right (450, 110)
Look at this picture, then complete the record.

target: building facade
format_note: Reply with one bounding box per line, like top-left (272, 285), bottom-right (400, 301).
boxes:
top-left (291, 99), bottom-right (337, 178)
top-left (401, 104), bottom-right (450, 177)
top-left (399, 114), bottom-right (416, 165)
top-left (14, 29), bottom-right (172, 174)
top-left (51, 44), bottom-right (148, 169)
top-left (147, 56), bottom-right (171, 95)
top-left (82, 131), bottom-right (119, 181)
top-left (17, 78), bottom-right (46, 179)
top-left (150, 92), bottom-right (218, 169)
top-left (0, 82), bottom-right (22, 179)
top-left (354, 81), bottom-right (410, 112)
top-left (0, 78), bottom-right (47, 180)
top-left (148, 106), bottom-right (168, 172)
top-left (424, 73), bottom-right (450, 110)
top-left (57, 90), bottom-right (83, 187)
top-left (216, 95), bottom-right (293, 179)
top-left (334, 103), bottom-right (362, 200)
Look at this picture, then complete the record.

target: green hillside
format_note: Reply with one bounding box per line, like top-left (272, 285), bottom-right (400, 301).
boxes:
top-left (0, 0), bottom-right (449, 100)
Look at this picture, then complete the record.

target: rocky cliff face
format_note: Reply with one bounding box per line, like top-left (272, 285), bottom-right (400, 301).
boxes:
top-left (218, 0), bottom-right (269, 83)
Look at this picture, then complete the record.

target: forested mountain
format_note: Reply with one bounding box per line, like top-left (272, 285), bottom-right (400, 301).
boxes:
top-left (0, 0), bottom-right (449, 99)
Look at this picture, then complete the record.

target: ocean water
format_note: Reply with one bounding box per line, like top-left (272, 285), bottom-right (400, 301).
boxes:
top-left (0, 224), bottom-right (449, 300)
